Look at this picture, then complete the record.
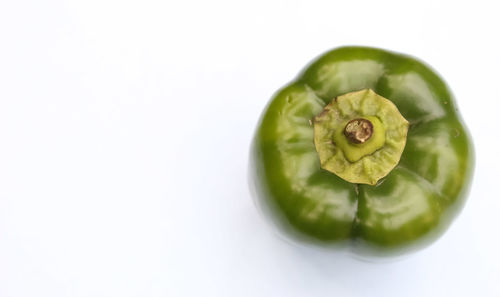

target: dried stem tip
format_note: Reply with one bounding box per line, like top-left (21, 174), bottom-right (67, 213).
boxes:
top-left (344, 118), bottom-right (373, 144)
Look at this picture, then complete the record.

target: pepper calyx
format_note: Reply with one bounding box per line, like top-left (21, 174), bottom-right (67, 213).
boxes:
top-left (313, 89), bottom-right (409, 185)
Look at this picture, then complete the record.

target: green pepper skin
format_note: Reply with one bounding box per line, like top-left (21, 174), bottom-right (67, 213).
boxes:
top-left (250, 46), bottom-right (474, 257)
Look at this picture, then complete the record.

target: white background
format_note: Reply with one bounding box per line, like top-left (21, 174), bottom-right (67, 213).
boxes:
top-left (0, 0), bottom-right (499, 296)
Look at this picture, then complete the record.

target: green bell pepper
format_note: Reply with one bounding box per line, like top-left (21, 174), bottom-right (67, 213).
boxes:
top-left (250, 46), bottom-right (474, 257)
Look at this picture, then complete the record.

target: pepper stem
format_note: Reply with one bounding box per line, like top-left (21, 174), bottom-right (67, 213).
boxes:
top-left (313, 89), bottom-right (408, 185)
top-left (344, 118), bottom-right (373, 144)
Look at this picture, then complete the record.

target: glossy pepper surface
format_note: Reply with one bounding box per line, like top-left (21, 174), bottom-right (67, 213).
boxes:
top-left (250, 46), bottom-right (474, 256)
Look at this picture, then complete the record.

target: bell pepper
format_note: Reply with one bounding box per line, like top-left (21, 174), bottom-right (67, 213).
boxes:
top-left (250, 46), bottom-right (474, 256)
